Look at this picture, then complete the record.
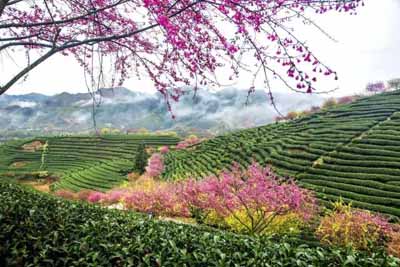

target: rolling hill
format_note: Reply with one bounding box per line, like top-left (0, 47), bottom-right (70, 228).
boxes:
top-left (162, 90), bottom-right (400, 217)
top-left (0, 135), bottom-right (179, 191)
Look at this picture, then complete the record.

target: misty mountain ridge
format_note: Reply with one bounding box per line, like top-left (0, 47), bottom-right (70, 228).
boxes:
top-left (0, 87), bottom-right (325, 135)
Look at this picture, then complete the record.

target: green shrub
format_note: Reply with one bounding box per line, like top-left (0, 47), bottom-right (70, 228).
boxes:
top-left (134, 143), bottom-right (148, 174)
top-left (0, 182), bottom-right (398, 266)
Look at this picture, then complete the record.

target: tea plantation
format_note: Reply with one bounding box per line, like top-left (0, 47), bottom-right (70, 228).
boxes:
top-left (163, 90), bottom-right (400, 217)
top-left (1, 182), bottom-right (398, 266)
top-left (0, 135), bottom-right (179, 192)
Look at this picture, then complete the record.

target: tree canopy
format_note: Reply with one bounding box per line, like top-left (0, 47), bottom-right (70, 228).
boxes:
top-left (1, 0), bottom-right (363, 107)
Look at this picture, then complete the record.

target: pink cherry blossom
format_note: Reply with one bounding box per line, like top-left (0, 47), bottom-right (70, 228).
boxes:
top-left (1, 0), bottom-right (363, 102)
top-left (145, 153), bottom-right (164, 177)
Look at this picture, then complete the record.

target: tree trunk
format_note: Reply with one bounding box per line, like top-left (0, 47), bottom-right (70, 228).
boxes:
top-left (0, 0), bottom-right (9, 17)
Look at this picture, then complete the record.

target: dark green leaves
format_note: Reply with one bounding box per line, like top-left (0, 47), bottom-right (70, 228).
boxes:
top-left (0, 182), bottom-right (398, 266)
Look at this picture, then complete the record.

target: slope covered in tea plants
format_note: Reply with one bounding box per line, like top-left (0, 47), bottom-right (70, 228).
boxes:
top-left (163, 91), bottom-right (400, 217)
top-left (0, 135), bottom-right (179, 191)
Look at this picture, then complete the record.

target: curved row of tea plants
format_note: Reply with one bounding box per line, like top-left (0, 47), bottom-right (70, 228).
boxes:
top-left (163, 91), bottom-right (400, 217)
top-left (0, 135), bottom-right (179, 191)
top-left (0, 182), bottom-right (398, 266)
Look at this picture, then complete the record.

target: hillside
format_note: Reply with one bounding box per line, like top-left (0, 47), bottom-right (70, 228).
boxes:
top-left (163, 90), bottom-right (400, 217)
top-left (0, 135), bottom-right (179, 191)
top-left (0, 88), bottom-right (324, 140)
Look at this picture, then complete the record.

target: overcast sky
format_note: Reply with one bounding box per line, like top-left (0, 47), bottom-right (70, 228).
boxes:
top-left (2, 0), bottom-right (400, 96)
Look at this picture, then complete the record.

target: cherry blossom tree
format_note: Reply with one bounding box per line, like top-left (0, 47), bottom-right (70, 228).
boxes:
top-left (1, 0), bottom-right (363, 109)
top-left (145, 153), bottom-right (164, 177)
top-left (366, 81), bottom-right (386, 94)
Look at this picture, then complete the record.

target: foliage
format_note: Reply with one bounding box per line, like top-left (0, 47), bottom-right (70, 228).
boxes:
top-left (74, 163), bottom-right (317, 236)
top-left (76, 190), bottom-right (96, 201)
top-left (103, 189), bottom-right (129, 205)
top-left (145, 153), bottom-right (165, 177)
top-left (87, 191), bottom-right (106, 203)
top-left (387, 230), bottom-right (400, 258)
top-left (316, 201), bottom-right (393, 251)
top-left (366, 81), bottom-right (386, 93)
top-left (124, 185), bottom-right (185, 217)
top-left (1, 1), bottom-right (363, 97)
top-left (159, 145), bottom-right (169, 154)
top-left (310, 106), bottom-right (321, 112)
top-left (224, 210), bottom-right (304, 236)
top-left (1, 182), bottom-right (399, 266)
top-left (388, 78), bottom-right (400, 90)
top-left (127, 172), bottom-right (140, 182)
top-left (285, 111), bottom-right (300, 120)
top-left (276, 94), bottom-right (357, 123)
top-left (322, 98), bottom-right (337, 109)
top-left (175, 135), bottom-right (201, 150)
top-left (337, 95), bottom-right (358, 105)
top-left (54, 189), bottom-right (75, 200)
top-left (179, 162), bottom-right (318, 235)
top-left (134, 143), bottom-right (148, 174)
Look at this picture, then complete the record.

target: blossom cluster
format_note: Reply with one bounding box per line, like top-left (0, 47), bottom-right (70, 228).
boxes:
top-left (3, 0), bottom-right (363, 100)
top-left (159, 146), bottom-right (169, 154)
top-left (175, 135), bottom-right (201, 150)
top-left (366, 81), bottom-right (386, 93)
top-left (145, 153), bottom-right (164, 177)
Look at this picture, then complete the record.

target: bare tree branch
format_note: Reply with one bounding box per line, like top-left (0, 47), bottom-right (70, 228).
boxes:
top-left (0, 48), bottom-right (57, 95)
top-left (0, 0), bottom-right (9, 17)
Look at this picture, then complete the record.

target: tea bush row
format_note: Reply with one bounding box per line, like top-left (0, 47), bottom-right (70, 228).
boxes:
top-left (1, 182), bottom-right (399, 267)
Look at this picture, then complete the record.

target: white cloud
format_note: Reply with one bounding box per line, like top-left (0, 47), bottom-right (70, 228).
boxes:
top-left (8, 101), bottom-right (37, 108)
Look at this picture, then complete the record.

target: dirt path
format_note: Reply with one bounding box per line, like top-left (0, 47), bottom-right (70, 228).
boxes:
top-left (19, 180), bottom-right (51, 193)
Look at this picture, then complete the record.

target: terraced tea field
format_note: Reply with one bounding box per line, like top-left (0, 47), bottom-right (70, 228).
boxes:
top-left (0, 135), bottom-right (179, 191)
top-left (163, 90), bottom-right (400, 217)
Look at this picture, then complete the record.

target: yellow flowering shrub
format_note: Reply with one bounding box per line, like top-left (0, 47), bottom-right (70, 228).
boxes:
top-left (204, 210), bottom-right (226, 227)
top-left (316, 201), bottom-right (391, 251)
top-left (221, 208), bottom-right (304, 235)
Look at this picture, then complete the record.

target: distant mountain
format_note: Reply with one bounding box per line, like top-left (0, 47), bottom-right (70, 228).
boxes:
top-left (0, 88), bottom-right (325, 138)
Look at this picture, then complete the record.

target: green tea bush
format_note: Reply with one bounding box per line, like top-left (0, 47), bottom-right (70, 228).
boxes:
top-left (134, 143), bottom-right (148, 174)
top-left (1, 182), bottom-right (399, 266)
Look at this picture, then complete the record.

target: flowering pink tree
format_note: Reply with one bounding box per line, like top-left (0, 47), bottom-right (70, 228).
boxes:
top-left (87, 191), bottom-right (106, 203)
top-left (124, 184), bottom-right (187, 216)
top-left (366, 81), bottom-right (386, 94)
top-left (159, 145), bottom-right (169, 154)
top-left (337, 95), bottom-right (357, 105)
top-left (178, 162), bottom-right (317, 234)
top-left (176, 135), bottom-right (201, 150)
top-left (145, 153), bottom-right (164, 177)
top-left (1, 0), bottom-right (362, 106)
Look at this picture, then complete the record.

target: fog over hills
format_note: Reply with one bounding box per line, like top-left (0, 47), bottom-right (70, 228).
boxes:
top-left (0, 88), bottom-right (325, 136)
